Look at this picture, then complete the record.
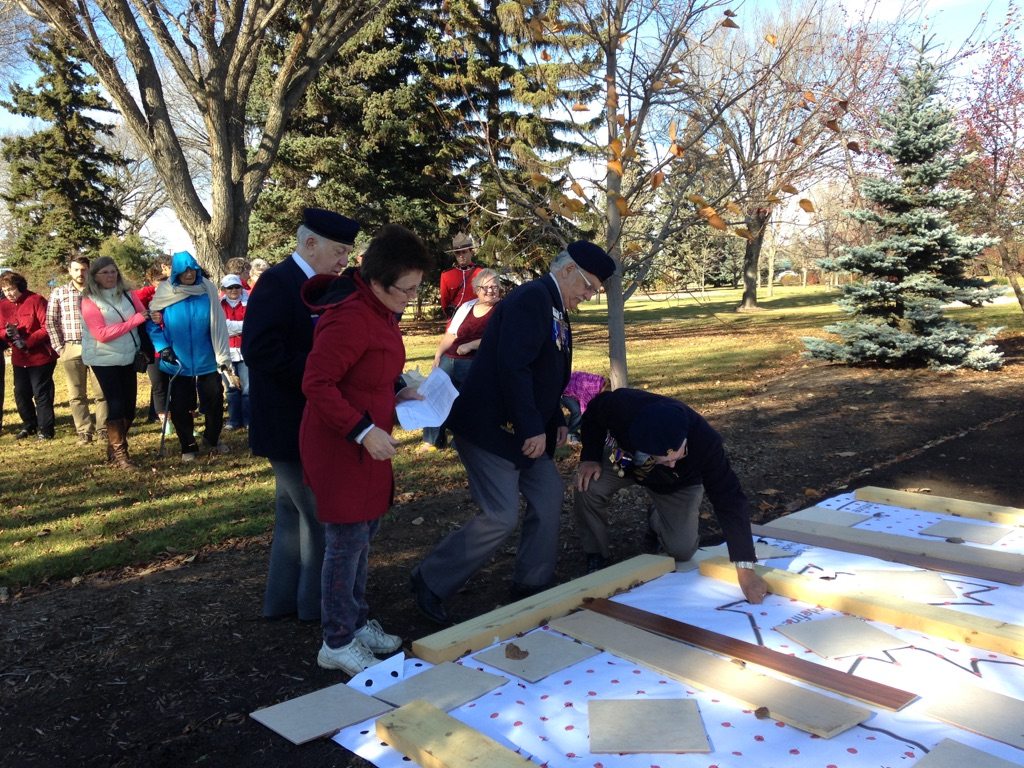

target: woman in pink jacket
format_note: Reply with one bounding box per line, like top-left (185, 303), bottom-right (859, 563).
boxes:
top-left (80, 257), bottom-right (149, 468)
top-left (300, 224), bottom-right (432, 676)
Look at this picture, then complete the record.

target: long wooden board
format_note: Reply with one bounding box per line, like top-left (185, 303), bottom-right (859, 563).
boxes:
top-left (915, 738), bottom-right (1024, 768)
top-left (856, 486), bottom-right (1024, 526)
top-left (375, 699), bottom-right (531, 768)
top-left (411, 554), bottom-right (675, 664)
top-left (698, 557), bottom-right (1024, 660)
top-left (549, 610), bottom-right (873, 739)
top-left (766, 512), bottom-right (1024, 574)
top-left (750, 522), bottom-right (1024, 586)
top-left (585, 597), bottom-right (917, 710)
top-left (924, 682), bottom-right (1024, 751)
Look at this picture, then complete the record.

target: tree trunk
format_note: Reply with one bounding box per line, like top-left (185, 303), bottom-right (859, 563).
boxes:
top-left (603, 35), bottom-right (628, 390)
top-left (738, 208), bottom-right (770, 311)
top-left (997, 245), bottom-right (1024, 315)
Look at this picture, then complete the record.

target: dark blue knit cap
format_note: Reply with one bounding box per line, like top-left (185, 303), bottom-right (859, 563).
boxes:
top-left (303, 207), bottom-right (360, 245)
top-left (629, 401), bottom-right (690, 456)
top-left (566, 240), bottom-right (615, 283)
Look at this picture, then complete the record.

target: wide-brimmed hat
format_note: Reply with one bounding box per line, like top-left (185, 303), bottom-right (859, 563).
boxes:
top-left (448, 232), bottom-right (475, 252)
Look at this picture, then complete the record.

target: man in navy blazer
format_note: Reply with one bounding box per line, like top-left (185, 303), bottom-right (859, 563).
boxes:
top-left (412, 241), bottom-right (615, 624)
top-left (242, 207), bottom-right (359, 621)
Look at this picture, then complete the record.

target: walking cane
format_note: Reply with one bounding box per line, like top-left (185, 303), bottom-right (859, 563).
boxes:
top-left (158, 360), bottom-right (183, 458)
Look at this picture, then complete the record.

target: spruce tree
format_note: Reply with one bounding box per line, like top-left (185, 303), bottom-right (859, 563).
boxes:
top-left (803, 45), bottom-right (1003, 371)
top-left (1, 31), bottom-right (125, 268)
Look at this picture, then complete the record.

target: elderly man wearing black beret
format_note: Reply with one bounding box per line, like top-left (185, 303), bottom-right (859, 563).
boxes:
top-left (574, 388), bottom-right (770, 604)
top-left (411, 241), bottom-right (616, 624)
top-left (243, 207), bottom-right (360, 624)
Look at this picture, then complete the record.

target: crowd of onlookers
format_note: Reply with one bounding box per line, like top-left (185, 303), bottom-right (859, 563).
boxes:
top-left (0, 253), bottom-right (267, 465)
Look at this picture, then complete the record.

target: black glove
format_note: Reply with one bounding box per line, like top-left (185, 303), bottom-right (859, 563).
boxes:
top-left (6, 323), bottom-right (25, 349)
top-left (160, 347), bottom-right (177, 365)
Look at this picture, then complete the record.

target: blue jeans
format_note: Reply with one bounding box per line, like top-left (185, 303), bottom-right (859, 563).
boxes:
top-left (263, 459), bottom-right (324, 621)
top-left (225, 360), bottom-right (250, 428)
top-left (322, 518), bottom-right (379, 648)
top-left (422, 355), bottom-right (474, 448)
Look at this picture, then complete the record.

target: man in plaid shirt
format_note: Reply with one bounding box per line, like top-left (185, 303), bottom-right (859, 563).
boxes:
top-left (46, 255), bottom-right (108, 444)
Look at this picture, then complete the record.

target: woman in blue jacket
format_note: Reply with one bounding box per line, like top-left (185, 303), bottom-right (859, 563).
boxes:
top-left (148, 251), bottom-right (233, 461)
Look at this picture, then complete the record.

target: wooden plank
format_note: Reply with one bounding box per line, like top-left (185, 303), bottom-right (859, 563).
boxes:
top-left (856, 486), bottom-right (1024, 526)
top-left (766, 512), bottom-right (1024, 574)
top-left (915, 738), bottom-right (1024, 768)
top-left (471, 631), bottom-right (600, 683)
top-left (249, 682), bottom-right (392, 745)
top-left (773, 616), bottom-right (906, 659)
top-left (411, 554), bottom-right (675, 664)
top-left (750, 522), bottom-right (1024, 586)
top-left (549, 610), bottom-right (872, 739)
top-left (919, 519), bottom-right (1013, 545)
top-left (375, 699), bottom-right (531, 768)
top-left (925, 682), bottom-right (1024, 751)
top-left (372, 662), bottom-right (507, 711)
top-left (698, 557), bottom-right (1024, 660)
top-left (589, 699), bottom-right (710, 753)
top-left (585, 597), bottom-right (917, 711)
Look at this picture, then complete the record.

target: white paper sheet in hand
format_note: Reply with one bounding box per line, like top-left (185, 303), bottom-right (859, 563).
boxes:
top-left (395, 367), bottom-right (459, 430)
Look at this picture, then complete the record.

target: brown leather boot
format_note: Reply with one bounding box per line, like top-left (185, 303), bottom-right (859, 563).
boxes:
top-left (107, 419), bottom-right (135, 469)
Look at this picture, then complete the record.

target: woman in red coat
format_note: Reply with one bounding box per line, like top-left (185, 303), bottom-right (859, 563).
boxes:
top-left (300, 224), bottom-right (432, 676)
top-left (0, 271), bottom-right (58, 439)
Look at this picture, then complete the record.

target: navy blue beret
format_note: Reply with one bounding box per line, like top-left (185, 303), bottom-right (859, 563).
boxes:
top-left (303, 207), bottom-right (360, 245)
top-left (566, 240), bottom-right (615, 283)
top-left (629, 401), bottom-right (690, 456)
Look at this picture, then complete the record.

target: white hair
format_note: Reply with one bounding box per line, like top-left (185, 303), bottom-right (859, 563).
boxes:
top-left (550, 250), bottom-right (575, 272)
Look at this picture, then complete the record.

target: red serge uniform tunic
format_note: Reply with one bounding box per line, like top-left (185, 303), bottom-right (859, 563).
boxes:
top-left (299, 273), bottom-right (406, 524)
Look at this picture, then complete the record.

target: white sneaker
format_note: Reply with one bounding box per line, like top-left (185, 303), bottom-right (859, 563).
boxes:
top-left (317, 638), bottom-right (381, 674)
top-left (181, 451), bottom-right (198, 463)
top-left (354, 619), bottom-right (402, 654)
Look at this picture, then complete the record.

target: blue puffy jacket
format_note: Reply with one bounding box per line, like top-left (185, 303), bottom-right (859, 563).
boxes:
top-left (147, 251), bottom-right (220, 377)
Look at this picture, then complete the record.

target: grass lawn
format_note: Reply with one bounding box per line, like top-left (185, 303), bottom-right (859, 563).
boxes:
top-left (2, 285), bottom-right (1019, 590)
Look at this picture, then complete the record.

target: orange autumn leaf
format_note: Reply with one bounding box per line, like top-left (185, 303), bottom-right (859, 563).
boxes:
top-left (609, 137), bottom-right (622, 157)
top-left (540, 50), bottom-right (551, 62)
top-left (724, 8), bottom-right (737, 16)
top-left (780, 183), bottom-right (798, 194)
top-left (836, 99), bottom-right (849, 113)
top-left (652, 80), bottom-right (666, 91)
top-left (798, 198), bottom-right (815, 213)
top-left (668, 142), bottom-right (683, 158)
top-left (803, 90), bottom-right (816, 103)
top-left (615, 197), bottom-right (631, 216)
top-left (707, 213), bottom-right (728, 231)
top-left (725, 201), bottom-right (742, 215)
top-left (607, 159), bottom-right (624, 176)
top-left (847, 140), bottom-right (861, 153)
top-left (668, 121), bottom-right (677, 141)
top-left (651, 170), bottom-right (665, 189)
top-left (764, 32), bottom-right (777, 46)
top-left (571, 103), bottom-right (589, 111)
top-left (823, 118), bottom-right (840, 132)
top-left (534, 206), bottom-right (551, 220)
top-left (790, 136), bottom-right (803, 146)
top-left (571, 181), bottom-right (586, 197)
top-left (689, 194), bottom-right (710, 207)
top-left (529, 172), bottom-right (547, 187)
top-left (733, 227), bottom-right (754, 239)
top-left (567, 198), bottom-right (585, 213)
top-left (722, 18), bottom-right (739, 29)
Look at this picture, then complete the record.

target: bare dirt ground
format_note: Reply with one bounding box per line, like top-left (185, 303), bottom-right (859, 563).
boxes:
top-left (2, 340), bottom-right (1022, 768)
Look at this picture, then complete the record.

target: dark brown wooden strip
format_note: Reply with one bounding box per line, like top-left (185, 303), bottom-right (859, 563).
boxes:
top-left (751, 523), bottom-right (1024, 586)
top-left (584, 598), bottom-right (918, 711)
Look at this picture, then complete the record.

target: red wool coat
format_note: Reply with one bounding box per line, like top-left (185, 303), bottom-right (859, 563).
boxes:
top-left (299, 276), bottom-right (406, 524)
top-left (0, 291), bottom-right (57, 368)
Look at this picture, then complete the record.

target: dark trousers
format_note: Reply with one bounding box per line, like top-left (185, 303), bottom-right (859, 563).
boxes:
top-left (263, 459), bottom-right (324, 621)
top-left (13, 361), bottom-right (57, 436)
top-left (91, 364), bottom-right (138, 424)
top-left (147, 363), bottom-right (168, 419)
top-left (169, 371), bottom-right (223, 451)
top-left (0, 355), bottom-right (5, 430)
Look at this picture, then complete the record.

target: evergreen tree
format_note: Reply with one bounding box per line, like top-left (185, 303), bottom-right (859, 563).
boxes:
top-left (804, 44), bottom-right (1004, 371)
top-left (1, 31), bottom-right (125, 268)
top-left (249, 0), bottom-right (461, 267)
top-left (431, 0), bottom-right (599, 268)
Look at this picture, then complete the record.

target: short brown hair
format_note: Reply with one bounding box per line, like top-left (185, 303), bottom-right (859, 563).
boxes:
top-left (68, 255), bottom-right (90, 269)
top-left (360, 224), bottom-right (433, 288)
